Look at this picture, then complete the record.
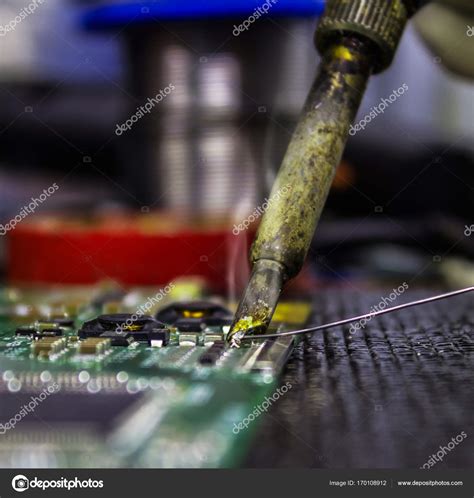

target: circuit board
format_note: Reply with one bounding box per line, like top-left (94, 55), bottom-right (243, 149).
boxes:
top-left (0, 282), bottom-right (310, 468)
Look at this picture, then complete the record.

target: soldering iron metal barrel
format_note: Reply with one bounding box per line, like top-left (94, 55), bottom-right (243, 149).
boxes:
top-left (252, 0), bottom-right (412, 280)
top-left (251, 36), bottom-right (374, 281)
top-left (228, 37), bottom-right (374, 347)
top-left (228, 0), bottom-right (415, 346)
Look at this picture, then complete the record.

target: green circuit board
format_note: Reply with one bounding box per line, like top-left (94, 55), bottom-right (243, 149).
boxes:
top-left (0, 283), bottom-right (310, 468)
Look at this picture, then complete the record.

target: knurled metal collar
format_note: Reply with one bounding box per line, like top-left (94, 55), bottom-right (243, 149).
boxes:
top-left (315, 0), bottom-right (412, 73)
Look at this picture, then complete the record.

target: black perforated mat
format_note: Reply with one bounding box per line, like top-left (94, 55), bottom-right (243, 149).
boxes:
top-left (245, 289), bottom-right (474, 468)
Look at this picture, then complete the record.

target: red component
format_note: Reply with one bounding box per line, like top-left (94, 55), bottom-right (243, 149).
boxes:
top-left (7, 214), bottom-right (252, 291)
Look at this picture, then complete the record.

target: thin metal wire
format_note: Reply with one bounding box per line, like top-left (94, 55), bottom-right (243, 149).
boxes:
top-left (241, 286), bottom-right (474, 341)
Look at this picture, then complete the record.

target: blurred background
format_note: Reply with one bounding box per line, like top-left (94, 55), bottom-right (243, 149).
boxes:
top-left (0, 0), bottom-right (473, 296)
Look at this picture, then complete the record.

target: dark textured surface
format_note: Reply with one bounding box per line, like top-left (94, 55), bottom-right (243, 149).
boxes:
top-left (245, 289), bottom-right (474, 468)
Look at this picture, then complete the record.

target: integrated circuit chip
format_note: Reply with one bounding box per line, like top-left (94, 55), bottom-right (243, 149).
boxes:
top-left (79, 314), bottom-right (169, 346)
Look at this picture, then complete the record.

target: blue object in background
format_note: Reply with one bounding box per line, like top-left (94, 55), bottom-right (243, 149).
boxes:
top-left (84, 0), bottom-right (325, 29)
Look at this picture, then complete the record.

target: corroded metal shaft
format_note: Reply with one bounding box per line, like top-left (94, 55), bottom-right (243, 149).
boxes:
top-left (228, 37), bottom-right (374, 347)
top-left (250, 38), bottom-right (374, 280)
top-left (228, 0), bottom-right (417, 347)
top-left (228, 259), bottom-right (285, 348)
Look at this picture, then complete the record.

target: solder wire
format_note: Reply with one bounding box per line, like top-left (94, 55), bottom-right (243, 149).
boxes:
top-left (241, 287), bottom-right (474, 341)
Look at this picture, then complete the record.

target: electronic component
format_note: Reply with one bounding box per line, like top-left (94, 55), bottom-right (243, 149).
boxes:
top-left (16, 321), bottom-right (64, 338)
top-left (156, 301), bottom-right (232, 328)
top-left (78, 337), bottom-right (111, 355)
top-left (79, 313), bottom-right (169, 345)
top-left (198, 340), bottom-right (226, 365)
top-left (39, 317), bottom-right (75, 327)
top-left (98, 331), bottom-right (135, 347)
top-left (0, 390), bottom-right (146, 468)
top-left (147, 329), bottom-right (170, 347)
top-left (242, 336), bottom-right (294, 374)
top-left (203, 333), bottom-right (224, 346)
top-left (98, 314), bottom-right (161, 332)
top-left (32, 337), bottom-right (66, 357)
top-left (174, 318), bottom-right (203, 332)
top-left (178, 333), bottom-right (202, 346)
top-left (15, 326), bottom-right (35, 337)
